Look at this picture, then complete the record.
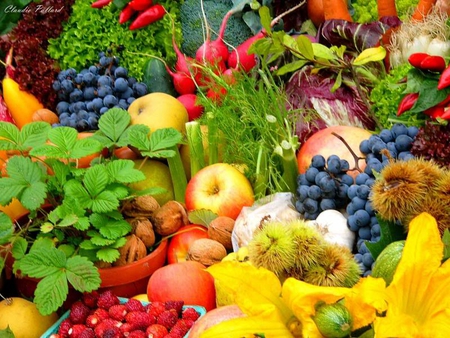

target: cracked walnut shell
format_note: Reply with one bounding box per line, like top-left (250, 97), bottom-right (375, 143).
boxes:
top-left (122, 195), bottom-right (160, 217)
top-left (152, 200), bottom-right (189, 236)
top-left (127, 217), bottom-right (156, 247)
top-left (187, 238), bottom-right (227, 267)
top-left (113, 234), bottom-right (147, 267)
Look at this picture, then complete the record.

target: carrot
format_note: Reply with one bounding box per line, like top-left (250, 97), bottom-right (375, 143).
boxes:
top-left (322, 0), bottom-right (352, 21)
top-left (411, 0), bottom-right (437, 21)
top-left (377, 0), bottom-right (398, 19)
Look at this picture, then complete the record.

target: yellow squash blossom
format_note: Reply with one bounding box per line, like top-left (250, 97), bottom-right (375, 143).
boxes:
top-left (373, 212), bottom-right (450, 337)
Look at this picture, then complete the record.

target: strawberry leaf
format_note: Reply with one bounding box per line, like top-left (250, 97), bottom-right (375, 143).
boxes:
top-left (65, 255), bottom-right (101, 292)
top-left (0, 213), bottom-right (13, 245)
top-left (96, 247), bottom-right (120, 263)
top-left (106, 159), bottom-right (145, 183)
top-left (34, 271), bottom-right (69, 315)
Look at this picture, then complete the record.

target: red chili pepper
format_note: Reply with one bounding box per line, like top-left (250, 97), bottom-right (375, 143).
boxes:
top-left (129, 4), bottom-right (166, 30)
top-left (408, 53), bottom-right (429, 68)
top-left (437, 65), bottom-right (450, 90)
top-left (420, 55), bottom-right (446, 73)
top-left (439, 108), bottom-right (450, 120)
top-left (91, 0), bottom-right (112, 9)
top-left (119, 3), bottom-right (136, 24)
top-left (397, 93), bottom-right (419, 116)
top-left (423, 105), bottom-right (445, 118)
top-left (129, 0), bottom-right (153, 11)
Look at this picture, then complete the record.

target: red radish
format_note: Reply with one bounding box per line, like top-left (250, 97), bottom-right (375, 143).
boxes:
top-left (195, 2), bottom-right (233, 67)
top-left (169, 70), bottom-right (197, 95)
top-left (206, 85), bottom-right (227, 104)
top-left (177, 94), bottom-right (204, 121)
top-left (169, 11), bottom-right (197, 76)
top-left (228, 31), bottom-right (265, 72)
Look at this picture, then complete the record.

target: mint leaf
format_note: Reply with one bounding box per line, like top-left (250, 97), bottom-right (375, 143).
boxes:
top-left (98, 219), bottom-right (131, 240)
top-left (34, 271), bottom-right (69, 315)
top-left (19, 247), bottom-right (67, 278)
top-left (91, 191), bottom-right (119, 213)
top-left (84, 164), bottom-right (109, 197)
top-left (366, 217), bottom-right (406, 260)
top-left (65, 255), bottom-right (101, 292)
top-left (69, 138), bottom-right (103, 159)
top-left (96, 247), bottom-right (120, 263)
top-left (0, 213), bottom-right (13, 245)
top-left (20, 122), bottom-right (51, 148)
top-left (97, 108), bottom-right (130, 142)
top-left (150, 128), bottom-right (183, 151)
top-left (106, 159), bottom-right (145, 183)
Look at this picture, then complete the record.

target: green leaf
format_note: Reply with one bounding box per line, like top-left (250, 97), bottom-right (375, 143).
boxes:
top-left (19, 247), bottom-right (67, 278)
top-left (20, 181), bottom-right (47, 211)
top-left (140, 149), bottom-right (176, 158)
top-left (84, 164), bottom-right (109, 197)
top-left (0, 258), bottom-right (4, 275)
top-left (312, 43), bottom-right (336, 60)
top-left (352, 46), bottom-right (387, 66)
top-left (258, 6), bottom-right (271, 35)
top-left (443, 229), bottom-right (450, 261)
top-left (0, 325), bottom-right (15, 338)
top-left (19, 122), bottom-right (51, 148)
top-left (275, 60), bottom-right (309, 76)
top-left (48, 127), bottom-right (78, 152)
top-left (29, 144), bottom-right (66, 158)
top-left (0, 121), bottom-right (20, 143)
top-left (410, 81), bottom-right (450, 114)
top-left (150, 128), bottom-right (183, 152)
top-left (58, 214), bottom-right (79, 227)
top-left (89, 234), bottom-right (116, 246)
top-left (97, 108), bottom-right (130, 142)
top-left (0, 213), bottom-right (13, 245)
top-left (11, 237), bottom-right (27, 260)
top-left (188, 209), bottom-right (218, 227)
top-left (64, 180), bottom-right (91, 209)
top-left (295, 35), bottom-right (314, 60)
top-left (128, 127), bottom-right (151, 151)
top-left (34, 271), bottom-right (69, 315)
top-left (79, 239), bottom-right (96, 250)
top-left (331, 70), bottom-right (343, 93)
top-left (74, 216), bottom-right (91, 231)
top-left (91, 191), bottom-right (120, 213)
top-left (111, 236), bottom-right (127, 249)
top-left (106, 159), bottom-right (145, 183)
top-left (98, 219), bottom-right (131, 240)
top-left (96, 247), bottom-right (120, 263)
top-left (58, 244), bottom-right (75, 257)
top-left (69, 138), bottom-right (103, 159)
top-left (118, 124), bottom-right (150, 147)
top-left (106, 183), bottom-right (129, 200)
top-left (366, 217), bottom-right (406, 260)
top-left (29, 237), bottom-right (55, 253)
top-left (65, 255), bottom-right (101, 292)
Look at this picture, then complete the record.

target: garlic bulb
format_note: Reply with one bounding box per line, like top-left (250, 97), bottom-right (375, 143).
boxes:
top-left (313, 209), bottom-right (355, 250)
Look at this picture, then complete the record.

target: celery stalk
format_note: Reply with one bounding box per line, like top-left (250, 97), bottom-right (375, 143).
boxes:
top-left (185, 121), bottom-right (205, 177)
top-left (253, 145), bottom-right (269, 198)
top-left (166, 145), bottom-right (188, 203)
top-left (206, 112), bottom-right (219, 165)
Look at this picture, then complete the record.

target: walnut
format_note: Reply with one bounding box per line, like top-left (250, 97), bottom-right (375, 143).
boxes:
top-left (187, 238), bottom-right (227, 267)
top-left (152, 201), bottom-right (189, 236)
top-left (127, 217), bottom-right (156, 248)
top-left (208, 216), bottom-right (235, 250)
top-left (95, 261), bottom-right (112, 269)
top-left (113, 234), bottom-right (147, 267)
top-left (122, 195), bottom-right (160, 217)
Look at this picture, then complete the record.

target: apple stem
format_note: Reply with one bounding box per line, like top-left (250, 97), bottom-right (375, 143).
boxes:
top-left (331, 131), bottom-right (364, 173)
top-left (166, 145), bottom-right (188, 203)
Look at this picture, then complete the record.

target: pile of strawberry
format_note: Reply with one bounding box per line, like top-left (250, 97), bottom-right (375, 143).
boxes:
top-left (50, 290), bottom-right (201, 338)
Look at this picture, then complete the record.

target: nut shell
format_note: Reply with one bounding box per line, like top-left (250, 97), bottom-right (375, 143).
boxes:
top-left (123, 195), bottom-right (160, 217)
top-left (187, 238), bottom-right (227, 267)
top-left (208, 216), bottom-right (235, 250)
top-left (152, 200), bottom-right (189, 236)
top-left (113, 234), bottom-right (147, 267)
top-left (127, 217), bottom-right (156, 248)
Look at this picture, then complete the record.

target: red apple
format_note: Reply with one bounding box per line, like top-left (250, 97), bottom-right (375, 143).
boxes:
top-left (185, 163), bottom-right (255, 220)
top-left (297, 125), bottom-right (372, 178)
top-left (147, 261), bottom-right (216, 311)
top-left (167, 225), bottom-right (209, 264)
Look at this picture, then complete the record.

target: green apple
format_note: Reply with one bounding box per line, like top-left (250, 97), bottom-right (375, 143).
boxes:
top-left (130, 159), bottom-right (174, 205)
top-left (127, 92), bottom-right (188, 135)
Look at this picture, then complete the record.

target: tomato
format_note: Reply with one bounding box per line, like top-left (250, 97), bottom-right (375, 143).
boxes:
top-left (114, 146), bottom-right (139, 159)
top-left (167, 224), bottom-right (209, 264)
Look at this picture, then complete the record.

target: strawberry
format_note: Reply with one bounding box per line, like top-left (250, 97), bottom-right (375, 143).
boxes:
top-left (93, 307), bottom-right (110, 321)
top-left (81, 291), bottom-right (99, 308)
top-left (124, 298), bottom-right (145, 312)
top-left (125, 311), bottom-right (155, 330)
top-left (58, 318), bottom-right (73, 337)
top-left (94, 318), bottom-right (122, 337)
top-left (97, 290), bottom-right (120, 309)
top-left (102, 326), bottom-right (123, 338)
top-left (68, 324), bottom-right (87, 337)
top-left (164, 300), bottom-right (184, 316)
top-left (85, 314), bottom-right (101, 329)
top-left (181, 307), bottom-right (200, 322)
top-left (156, 309), bottom-right (178, 330)
top-left (119, 322), bottom-right (134, 336)
top-left (169, 319), bottom-right (190, 337)
top-left (78, 328), bottom-right (95, 338)
top-left (127, 330), bottom-right (147, 338)
top-left (145, 324), bottom-right (168, 338)
top-left (146, 301), bottom-right (166, 318)
top-left (69, 301), bottom-right (91, 324)
top-left (108, 304), bottom-right (128, 321)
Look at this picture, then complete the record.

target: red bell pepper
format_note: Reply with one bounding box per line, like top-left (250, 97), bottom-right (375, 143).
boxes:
top-left (408, 53), bottom-right (429, 68)
top-left (397, 93), bottom-right (419, 116)
top-left (119, 3), bottom-right (136, 24)
top-left (420, 55), bottom-right (446, 73)
top-left (129, 0), bottom-right (153, 11)
top-left (129, 4), bottom-right (166, 30)
top-left (91, 0), bottom-right (112, 8)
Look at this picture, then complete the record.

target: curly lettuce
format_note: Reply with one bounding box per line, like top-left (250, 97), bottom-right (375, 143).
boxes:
top-left (47, 0), bottom-right (183, 80)
top-left (351, 0), bottom-right (419, 23)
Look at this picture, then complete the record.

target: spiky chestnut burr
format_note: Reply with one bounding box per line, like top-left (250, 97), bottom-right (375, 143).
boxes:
top-left (247, 221), bottom-right (297, 277)
top-left (302, 243), bottom-right (361, 288)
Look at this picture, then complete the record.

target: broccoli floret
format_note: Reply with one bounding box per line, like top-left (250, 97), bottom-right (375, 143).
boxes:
top-left (180, 0), bottom-right (253, 57)
top-left (351, 0), bottom-right (378, 23)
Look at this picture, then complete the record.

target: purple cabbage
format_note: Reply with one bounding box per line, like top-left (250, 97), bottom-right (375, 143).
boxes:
top-left (285, 66), bottom-right (376, 144)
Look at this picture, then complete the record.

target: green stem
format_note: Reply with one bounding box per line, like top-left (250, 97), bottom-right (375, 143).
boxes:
top-left (185, 121), bottom-right (205, 177)
top-left (276, 140), bottom-right (299, 194)
top-left (206, 112), bottom-right (219, 165)
top-left (166, 145), bottom-right (187, 203)
top-left (253, 145), bottom-right (269, 198)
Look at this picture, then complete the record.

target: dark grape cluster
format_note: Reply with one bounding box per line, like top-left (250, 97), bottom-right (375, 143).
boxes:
top-left (350, 123), bottom-right (418, 275)
top-left (52, 51), bottom-right (149, 131)
top-left (296, 154), bottom-right (354, 220)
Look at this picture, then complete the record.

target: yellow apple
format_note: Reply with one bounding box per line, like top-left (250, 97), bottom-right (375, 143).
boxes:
top-left (127, 92), bottom-right (189, 135)
top-left (185, 163), bottom-right (255, 220)
top-left (130, 159), bottom-right (175, 205)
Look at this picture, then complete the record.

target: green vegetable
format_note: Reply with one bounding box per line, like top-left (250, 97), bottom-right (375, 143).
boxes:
top-left (312, 301), bottom-right (353, 338)
top-left (372, 240), bottom-right (405, 285)
top-left (350, 0), bottom-right (419, 22)
top-left (47, 0), bottom-right (183, 80)
top-left (179, 0), bottom-right (253, 57)
top-left (142, 57), bottom-right (177, 96)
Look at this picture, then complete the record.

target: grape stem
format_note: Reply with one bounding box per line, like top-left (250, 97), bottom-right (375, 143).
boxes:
top-left (331, 131), bottom-right (364, 173)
